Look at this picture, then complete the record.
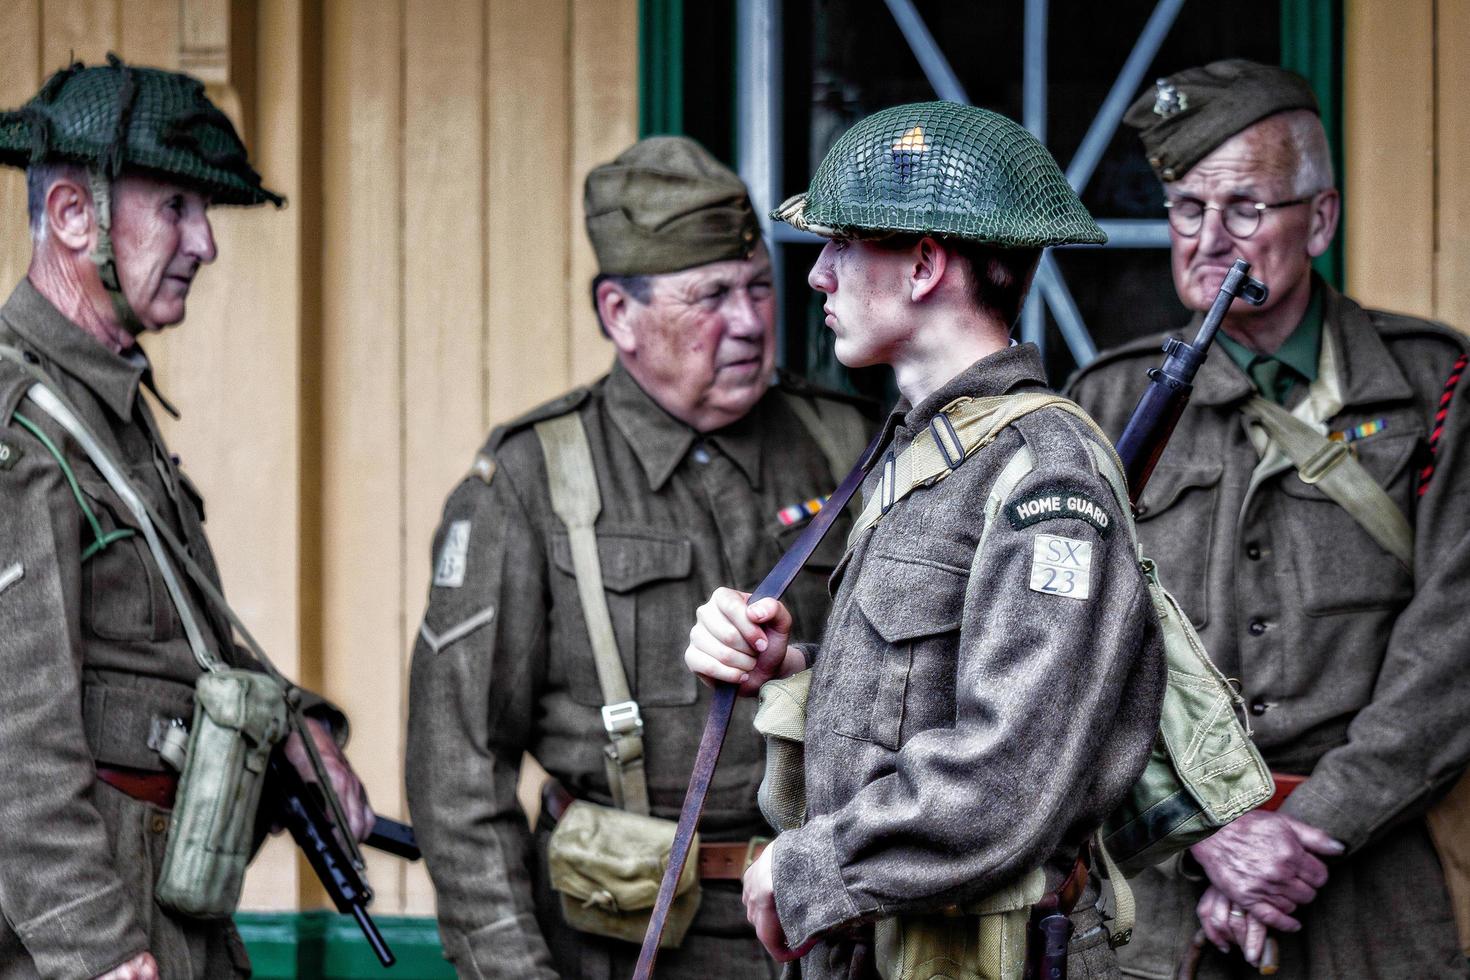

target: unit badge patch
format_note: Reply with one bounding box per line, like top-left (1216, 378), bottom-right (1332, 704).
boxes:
top-left (1029, 534), bottom-right (1092, 600)
top-left (1006, 484), bottom-right (1113, 537)
top-left (0, 438), bottom-right (22, 471)
top-left (434, 520), bottom-right (472, 588)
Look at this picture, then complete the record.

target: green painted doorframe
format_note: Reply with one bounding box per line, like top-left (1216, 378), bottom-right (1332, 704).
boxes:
top-left (639, 0), bottom-right (1343, 286)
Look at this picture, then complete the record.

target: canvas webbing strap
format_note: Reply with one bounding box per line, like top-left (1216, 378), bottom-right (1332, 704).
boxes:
top-left (0, 346), bottom-right (364, 865)
top-left (534, 413), bottom-right (650, 816)
top-left (1240, 396), bottom-right (1414, 570)
top-left (1092, 833), bottom-right (1135, 949)
top-left (850, 392), bottom-right (1124, 545)
top-left (782, 392), bottom-right (870, 504)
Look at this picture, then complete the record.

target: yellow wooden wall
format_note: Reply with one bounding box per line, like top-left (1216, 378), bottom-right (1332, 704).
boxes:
top-left (1345, 0), bottom-right (1470, 330)
top-left (0, 0), bottom-right (634, 916)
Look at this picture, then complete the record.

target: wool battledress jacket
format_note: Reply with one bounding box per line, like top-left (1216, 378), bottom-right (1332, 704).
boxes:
top-left (773, 345), bottom-right (1166, 980)
top-left (1068, 280), bottom-right (1470, 979)
top-left (0, 279), bottom-right (343, 980)
top-left (405, 362), bottom-right (872, 980)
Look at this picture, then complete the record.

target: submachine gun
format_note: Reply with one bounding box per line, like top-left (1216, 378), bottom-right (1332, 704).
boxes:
top-left (633, 258), bottom-right (1268, 979)
top-left (260, 753), bottom-right (423, 968)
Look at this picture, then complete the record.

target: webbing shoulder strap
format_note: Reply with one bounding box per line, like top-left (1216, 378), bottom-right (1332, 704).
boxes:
top-left (850, 392), bottom-right (1123, 544)
top-left (1240, 396), bottom-right (1414, 569)
top-left (534, 413), bottom-right (650, 815)
top-left (782, 391), bottom-right (870, 489)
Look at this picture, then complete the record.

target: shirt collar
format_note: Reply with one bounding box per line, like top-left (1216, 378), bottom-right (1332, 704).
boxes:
top-left (1192, 275), bottom-right (1414, 409)
top-left (1215, 281), bottom-right (1322, 402)
top-left (603, 360), bottom-right (767, 491)
top-left (894, 342), bottom-right (1051, 434)
top-left (1, 278), bottom-right (164, 421)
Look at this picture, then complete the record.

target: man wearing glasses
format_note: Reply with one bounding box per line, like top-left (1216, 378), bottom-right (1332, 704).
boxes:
top-left (1070, 60), bottom-right (1470, 979)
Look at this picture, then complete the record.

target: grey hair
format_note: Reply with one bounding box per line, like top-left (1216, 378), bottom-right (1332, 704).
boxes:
top-left (26, 161), bottom-right (90, 243)
top-left (1281, 110), bottom-right (1335, 197)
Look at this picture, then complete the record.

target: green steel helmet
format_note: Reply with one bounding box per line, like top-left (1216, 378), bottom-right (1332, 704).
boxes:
top-left (0, 53), bottom-right (283, 207)
top-left (772, 101), bottom-right (1104, 247)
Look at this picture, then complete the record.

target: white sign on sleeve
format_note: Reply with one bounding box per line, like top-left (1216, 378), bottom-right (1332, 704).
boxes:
top-left (433, 520), bottom-right (471, 588)
top-left (1028, 533), bottom-right (1092, 600)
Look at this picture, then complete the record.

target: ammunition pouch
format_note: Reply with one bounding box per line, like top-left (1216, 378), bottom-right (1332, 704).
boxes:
top-left (874, 869), bottom-right (1046, 980)
top-left (546, 799), bottom-right (701, 948)
top-left (753, 669), bottom-right (812, 832)
top-left (155, 668), bottom-right (290, 918)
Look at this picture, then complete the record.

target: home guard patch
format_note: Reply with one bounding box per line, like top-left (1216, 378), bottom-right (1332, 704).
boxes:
top-left (433, 520), bottom-right (471, 588)
top-left (1006, 484), bottom-right (1113, 537)
top-left (1029, 534), bottom-right (1092, 600)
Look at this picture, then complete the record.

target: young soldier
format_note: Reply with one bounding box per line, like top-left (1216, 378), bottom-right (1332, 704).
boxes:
top-left (1070, 59), bottom-right (1470, 979)
top-left (686, 102), bottom-right (1166, 979)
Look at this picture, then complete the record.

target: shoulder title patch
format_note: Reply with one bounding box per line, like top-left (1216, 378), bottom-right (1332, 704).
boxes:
top-left (0, 438), bottom-right (22, 471)
top-left (1006, 483), bottom-right (1113, 537)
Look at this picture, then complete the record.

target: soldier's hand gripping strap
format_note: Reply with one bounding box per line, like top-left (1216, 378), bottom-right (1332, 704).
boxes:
top-left (534, 413), bottom-right (650, 815)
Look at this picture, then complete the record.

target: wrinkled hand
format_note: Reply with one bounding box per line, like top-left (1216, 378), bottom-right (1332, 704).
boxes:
top-left (283, 718), bottom-right (375, 841)
top-left (1190, 809), bottom-right (1343, 932)
top-left (93, 952), bottom-right (158, 980)
top-left (1197, 886), bottom-right (1272, 968)
top-left (686, 589), bottom-right (799, 697)
top-left (742, 846), bottom-right (815, 962)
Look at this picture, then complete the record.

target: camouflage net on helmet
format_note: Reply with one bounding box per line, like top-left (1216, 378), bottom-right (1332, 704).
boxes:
top-left (774, 101), bottom-right (1103, 248)
top-left (0, 54), bottom-right (282, 208)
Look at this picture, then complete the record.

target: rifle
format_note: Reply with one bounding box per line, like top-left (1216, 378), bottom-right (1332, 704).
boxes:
top-left (263, 751), bottom-right (423, 968)
top-left (634, 258), bottom-right (1268, 977)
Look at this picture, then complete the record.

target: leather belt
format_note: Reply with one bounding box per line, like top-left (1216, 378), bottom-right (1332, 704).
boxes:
top-left (1262, 772), bottom-right (1305, 812)
top-left (540, 778), bottom-right (766, 880)
top-left (97, 765), bottom-right (178, 810)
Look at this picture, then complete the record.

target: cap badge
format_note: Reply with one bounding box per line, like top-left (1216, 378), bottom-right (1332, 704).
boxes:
top-left (1152, 78), bottom-right (1188, 118)
top-left (891, 125), bottom-right (932, 182)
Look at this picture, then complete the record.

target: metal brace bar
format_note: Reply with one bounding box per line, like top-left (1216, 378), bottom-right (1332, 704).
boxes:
top-left (1037, 254), bottom-right (1099, 365)
top-left (1065, 0), bottom-right (1186, 192)
top-left (882, 0), bottom-right (970, 104)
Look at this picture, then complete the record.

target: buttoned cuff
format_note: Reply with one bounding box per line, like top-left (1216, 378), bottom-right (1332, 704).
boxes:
top-left (441, 913), bottom-right (557, 980)
top-left (772, 815), bottom-right (862, 948)
top-left (14, 879), bottom-right (148, 980)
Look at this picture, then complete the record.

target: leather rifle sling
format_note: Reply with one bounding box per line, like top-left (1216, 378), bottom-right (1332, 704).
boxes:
top-left (633, 425), bottom-right (888, 979)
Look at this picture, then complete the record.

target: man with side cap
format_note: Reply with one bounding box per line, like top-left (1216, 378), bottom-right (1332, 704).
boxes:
top-left (1069, 59), bottom-right (1470, 979)
top-left (406, 135), bottom-right (874, 979)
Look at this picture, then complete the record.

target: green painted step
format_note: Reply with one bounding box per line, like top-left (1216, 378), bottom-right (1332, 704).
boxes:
top-left (235, 912), bottom-right (453, 979)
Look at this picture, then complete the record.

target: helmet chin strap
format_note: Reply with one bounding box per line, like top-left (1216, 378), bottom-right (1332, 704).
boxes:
top-left (86, 168), bottom-right (146, 337)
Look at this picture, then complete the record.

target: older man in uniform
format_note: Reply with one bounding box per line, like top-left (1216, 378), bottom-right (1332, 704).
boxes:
top-left (1069, 60), bottom-right (1470, 978)
top-left (405, 136), bottom-right (872, 979)
top-left (686, 102), bottom-right (1166, 979)
top-left (0, 58), bottom-right (372, 980)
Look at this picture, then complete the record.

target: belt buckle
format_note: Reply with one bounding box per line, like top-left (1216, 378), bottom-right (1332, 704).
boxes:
top-left (600, 700), bottom-right (643, 738)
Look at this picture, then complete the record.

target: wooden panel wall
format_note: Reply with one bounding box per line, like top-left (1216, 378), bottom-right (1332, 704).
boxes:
top-left (0, 0), bottom-right (636, 918)
top-left (318, 0), bottom-right (636, 914)
top-left (1345, 0), bottom-right (1470, 329)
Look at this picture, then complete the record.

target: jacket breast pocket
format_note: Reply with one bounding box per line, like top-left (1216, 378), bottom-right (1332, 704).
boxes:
top-left (79, 479), bottom-right (176, 643)
top-left (1278, 433), bottom-right (1417, 616)
top-left (1135, 461), bottom-right (1223, 630)
top-left (832, 553), bottom-right (965, 750)
top-left (550, 528), bottom-right (697, 707)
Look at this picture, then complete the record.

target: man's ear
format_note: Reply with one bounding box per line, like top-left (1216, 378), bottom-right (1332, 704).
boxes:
top-left (596, 279), bottom-right (640, 355)
top-left (44, 176), bottom-right (96, 254)
top-left (911, 236), bottom-right (949, 303)
top-left (1305, 188), bottom-right (1340, 260)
